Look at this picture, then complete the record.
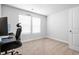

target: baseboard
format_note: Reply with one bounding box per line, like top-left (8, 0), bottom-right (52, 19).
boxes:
top-left (46, 36), bottom-right (68, 44)
top-left (47, 36), bottom-right (79, 52)
top-left (21, 36), bottom-right (45, 43)
top-left (69, 45), bottom-right (79, 52)
top-left (21, 36), bottom-right (68, 44)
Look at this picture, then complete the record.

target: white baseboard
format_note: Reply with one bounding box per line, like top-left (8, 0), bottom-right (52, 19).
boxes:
top-left (22, 36), bottom-right (68, 44)
top-left (47, 36), bottom-right (79, 52)
top-left (21, 36), bottom-right (45, 43)
top-left (46, 36), bottom-right (68, 44)
top-left (69, 45), bottom-right (79, 52)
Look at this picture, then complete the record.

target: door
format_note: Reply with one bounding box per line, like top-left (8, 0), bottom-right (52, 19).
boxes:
top-left (68, 9), bottom-right (73, 47)
top-left (69, 7), bottom-right (79, 50)
top-left (72, 7), bottom-right (79, 47)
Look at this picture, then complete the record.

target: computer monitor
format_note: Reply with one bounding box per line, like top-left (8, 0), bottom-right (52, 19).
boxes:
top-left (0, 17), bottom-right (8, 36)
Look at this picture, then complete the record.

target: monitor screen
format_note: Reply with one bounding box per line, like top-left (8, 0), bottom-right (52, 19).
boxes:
top-left (0, 17), bottom-right (8, 36)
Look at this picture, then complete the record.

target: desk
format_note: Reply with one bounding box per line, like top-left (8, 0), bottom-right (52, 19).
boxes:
top-left (0, 36), bottom-right (16, 54)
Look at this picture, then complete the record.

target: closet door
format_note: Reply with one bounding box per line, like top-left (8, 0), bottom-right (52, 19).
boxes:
top-left (72, 7), bottom-right (79, 49)
top-left (68, 9), bottom-right (73, 47)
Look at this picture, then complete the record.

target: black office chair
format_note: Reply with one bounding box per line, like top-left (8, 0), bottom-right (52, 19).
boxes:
top-left (1, 23), bottom-right (22, 55)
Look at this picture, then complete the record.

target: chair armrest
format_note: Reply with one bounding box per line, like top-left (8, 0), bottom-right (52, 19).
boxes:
top-left (8, 33), bottom-right (14, 35)
top-left (2, 37), bottom-right (13, 39)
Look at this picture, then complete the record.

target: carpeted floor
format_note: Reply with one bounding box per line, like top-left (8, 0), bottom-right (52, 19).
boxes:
top-left (16, 38), bottom-right (79, 55)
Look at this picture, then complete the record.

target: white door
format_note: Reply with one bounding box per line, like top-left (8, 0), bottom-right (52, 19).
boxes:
top-left (69, 7), bottom-right (79, 50)
top-left (72, 7), bottom-right (79, 48)
top-left (68, 9), bottom-right (73, 47)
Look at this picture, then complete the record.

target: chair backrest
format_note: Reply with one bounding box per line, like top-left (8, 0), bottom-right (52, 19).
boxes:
top-left (15, 27), bottom-right (22, 40)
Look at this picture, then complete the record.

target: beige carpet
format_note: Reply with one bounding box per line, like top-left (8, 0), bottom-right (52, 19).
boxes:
top-left (16, 38), bottom-right (79, 55)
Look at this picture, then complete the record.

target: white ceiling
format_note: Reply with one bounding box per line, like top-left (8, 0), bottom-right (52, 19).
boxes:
top-left (8, 4), bottom-right (79, 16)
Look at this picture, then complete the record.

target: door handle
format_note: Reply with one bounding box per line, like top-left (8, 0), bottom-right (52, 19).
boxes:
top-left (70, 30), bottom-right (72, 32)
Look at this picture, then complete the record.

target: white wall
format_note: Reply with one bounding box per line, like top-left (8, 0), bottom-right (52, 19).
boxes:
top-left (47, 10), bottom-right (69, 43)
top-left (0, 4), bottom-right (1, 17)
top-left (2, 5), bottom-right (47, 42)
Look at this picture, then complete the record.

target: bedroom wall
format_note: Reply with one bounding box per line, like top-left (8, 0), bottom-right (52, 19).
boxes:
top-left (2, 5), bottom-right (47, 42)
top-left (47, 10), bottom-right (69, 43)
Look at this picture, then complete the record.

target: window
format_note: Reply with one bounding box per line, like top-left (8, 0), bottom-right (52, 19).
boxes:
top-left (19, 15), bottom-right (31, 34)
top-left (19, 14), bottom-right (41, 34)
top-left (32, 17), bottom-right (41, 33)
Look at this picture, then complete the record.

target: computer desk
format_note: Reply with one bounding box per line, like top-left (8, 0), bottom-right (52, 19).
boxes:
top-left (0, 35), bottom-right (16, 55)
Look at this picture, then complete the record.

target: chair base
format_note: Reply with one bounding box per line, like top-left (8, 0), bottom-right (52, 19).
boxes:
top-left (1, 50), bottom-right (22, 55)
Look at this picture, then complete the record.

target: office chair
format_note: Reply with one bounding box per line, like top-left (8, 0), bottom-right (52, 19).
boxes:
top-left (1, 23), bottom-right (22, 55)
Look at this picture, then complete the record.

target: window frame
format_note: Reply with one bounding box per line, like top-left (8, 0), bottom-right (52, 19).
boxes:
top-left (18, 14), bottom-right (41, 34)
top-left (32, 16), bottom-right (41, 34)
top-left (18, 14), bottom-right (31, 34)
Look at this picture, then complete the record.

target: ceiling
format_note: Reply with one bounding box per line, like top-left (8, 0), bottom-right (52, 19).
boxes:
top-left (8, 4), bottom-right (79, 16)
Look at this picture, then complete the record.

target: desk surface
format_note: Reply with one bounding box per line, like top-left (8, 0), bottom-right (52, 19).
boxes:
top-left (0, 36), bottom-right (9, 38)
top-left (0, 36), bottom-right (16, 45)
